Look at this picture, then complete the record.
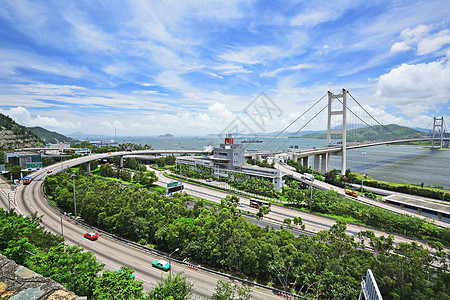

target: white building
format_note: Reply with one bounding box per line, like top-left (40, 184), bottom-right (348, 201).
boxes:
top-left (176, 134), bottom-right (284, 191)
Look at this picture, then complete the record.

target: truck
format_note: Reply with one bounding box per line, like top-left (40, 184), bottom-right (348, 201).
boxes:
top-left (301, 173), bottom-right (314, 181)
top-left (344, 189), bottom-right (358, 197)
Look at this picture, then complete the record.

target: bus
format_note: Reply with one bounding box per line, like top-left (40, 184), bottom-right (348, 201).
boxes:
top-left (344, 189), bottom-right (358, 197)
top-left (23, 176), bottom-right (32, 185)
top-left (250, 199), bottom-right (271, 210)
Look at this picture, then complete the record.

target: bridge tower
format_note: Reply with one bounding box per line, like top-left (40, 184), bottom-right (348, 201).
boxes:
top-left (327, 88), bottom-right (347, 175)
top-left (432, 117), bottom-right (444, 149)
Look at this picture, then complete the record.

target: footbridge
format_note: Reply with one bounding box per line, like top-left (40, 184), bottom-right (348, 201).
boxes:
top-left (248, 89), bottom-right (448, 174)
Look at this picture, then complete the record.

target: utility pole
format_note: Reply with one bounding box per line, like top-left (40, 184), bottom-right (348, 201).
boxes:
top-left (72, 175), bottom-right (77, 218)
top-left (361, 174), bottom-right (366, 194)
top-left (115, 129), bottom-right (118, 152)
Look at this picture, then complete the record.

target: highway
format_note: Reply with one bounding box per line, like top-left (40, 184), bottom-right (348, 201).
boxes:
top-left (274, 161), bottom-right (449, 228)
top-left (155, 170), bottom-right (446, 250)
top-left (0, 158), bottom-right (282, 299)
top-left (0, 154), bottom-right (447, 298)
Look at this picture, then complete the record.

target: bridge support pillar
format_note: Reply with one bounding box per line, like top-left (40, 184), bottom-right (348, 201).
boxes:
top-left (321, 153), bottom-right (329, 174)
top-left (302, 157), bottom-right (309, 168)
top-left (327, 89), bottom-right (347, 175)
top-left (120, 156), bottom-right (124, 168)
top-left (291, 154), bottom-right (298, 162)
top-left (314, 155), bottom-right (320, 172)
top-left (87, 162), bottom-right (91, 175)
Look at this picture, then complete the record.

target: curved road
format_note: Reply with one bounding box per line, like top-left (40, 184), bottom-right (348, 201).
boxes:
top-left (1, 160), bottom-right (280, 299)
top-left (1, 153), bottom-right (447, 299)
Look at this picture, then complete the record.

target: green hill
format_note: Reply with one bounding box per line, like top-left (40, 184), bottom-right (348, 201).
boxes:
top-left (27, 126), bottom-right (75, 144)
top-left (0, 113), bottom-right (43, 149)
top-left (301, 124), bottom-right (424, 141)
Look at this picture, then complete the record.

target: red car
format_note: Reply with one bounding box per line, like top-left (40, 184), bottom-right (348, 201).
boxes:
top-left (84, 232), bottom-right (99, 241)
top-left (47, 170), bottom-right (52, 174)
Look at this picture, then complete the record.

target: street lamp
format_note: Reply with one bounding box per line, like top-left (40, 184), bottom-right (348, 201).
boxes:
top-left (72, 175), bottom-right (77, 218)
top-left (309, 176), bottom-right (315, 211)
top-left (361, 174), bottom-right (366, 194)
top-left (114, 129), bottom-right (118, 152)
top-left (169, 248), bottom-right (179, 277)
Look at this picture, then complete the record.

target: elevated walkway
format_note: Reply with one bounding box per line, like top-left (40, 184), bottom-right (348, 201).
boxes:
top-left (384, 194), bottom-right (450, 222)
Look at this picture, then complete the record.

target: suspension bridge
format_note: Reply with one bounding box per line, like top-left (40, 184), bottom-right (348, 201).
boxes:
top-left (249, 88), bottom-right (449, 175)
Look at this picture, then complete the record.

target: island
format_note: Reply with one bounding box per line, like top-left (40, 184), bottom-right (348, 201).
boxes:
top-left (158, 133), bottom-right (174, 138)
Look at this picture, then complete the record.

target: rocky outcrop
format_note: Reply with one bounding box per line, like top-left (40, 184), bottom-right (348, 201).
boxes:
top-left (0, 254), bottom-right (86, 300)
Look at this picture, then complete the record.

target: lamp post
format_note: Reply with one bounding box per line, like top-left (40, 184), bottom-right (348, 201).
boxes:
top-left (361, 174), bottom-right (366, 194)
top-left (60, 214), bottom-right (64, 237)
top-left (310, 177), bottom-right (314, 211)
top-left (114, 129), bottom-right (118, 152)
top-left (72, 175), bottom-right (77, 218)
top-left (169, 248), bottom-right (179, 277)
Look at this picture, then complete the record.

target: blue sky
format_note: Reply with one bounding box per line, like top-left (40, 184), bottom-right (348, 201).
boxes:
top-left (0, 0), bottom-right (449, 137)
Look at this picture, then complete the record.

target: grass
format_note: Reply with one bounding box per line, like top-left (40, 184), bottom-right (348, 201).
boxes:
top-left (148, 185), bottom-right (166, 193)
top-left (84, 168), bottom-right (164, 192)
top-left (296, 207), bottom-right (367, 226)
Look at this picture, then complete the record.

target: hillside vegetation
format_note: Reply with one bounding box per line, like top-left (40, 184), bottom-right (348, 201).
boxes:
top-left (27, 126), bottom-right (75, 144)
top-left (0, 113), bottom-right (43, 149)
top-left (301, 124), bottom-right (424, 141)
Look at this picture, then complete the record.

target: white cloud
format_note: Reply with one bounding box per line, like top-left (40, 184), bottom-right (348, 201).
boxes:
top-left (219, 46), bottom-right (280, 65)
top-left (0, 106), bottom-right (81, 130)
top-left (291, 10), bottom-right (333, 27)
top-left (0, 49), bottom-right (89, 79)
top-left (417, 29), bottom-right (450, 55)
top-left (261, 63), bottom-right (313, 77)
top-left (390, 42), bottom-right (410, 53)
top-left (14, 83), bottom-right (86, 96)
top-left (391, 25), bottom-right (450, 56)
top-left (212, 64), bottom-right (252, 75)
top-left (375, 57), bottom-right (450, 105)
top-left (101, 120), bottom-right (124, 130)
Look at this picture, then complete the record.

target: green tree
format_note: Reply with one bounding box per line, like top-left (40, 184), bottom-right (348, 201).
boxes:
top-left (100, 163), bottom-right (115, 177)
top-left (146, 273), bottom-right (193, 300)
top-left (30, 244), bottom-right (104, 296)
top-left (124, 157), bottom-right (140, 170)
top-left (211, 279), bottom-right (252, 300)
top-left (156, 157), bottom-right (166, 168)
top-left (94, 267), bottom-right (144, 300)
top-left (256, 205), bottom-right (270, 220)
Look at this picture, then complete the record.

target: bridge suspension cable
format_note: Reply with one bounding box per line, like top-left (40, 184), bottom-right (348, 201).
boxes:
top-left (335, 97), bottom-right (394, 139)
top-left (275, 100), bottom-right (331, 151)
top-left (347, 91), bottom-right (397, 136)
top-left (259, 93), bottom-right (327, 151)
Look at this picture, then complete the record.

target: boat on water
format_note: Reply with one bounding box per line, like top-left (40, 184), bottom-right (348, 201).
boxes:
top-left (241, 139), bottom-right (263, 143)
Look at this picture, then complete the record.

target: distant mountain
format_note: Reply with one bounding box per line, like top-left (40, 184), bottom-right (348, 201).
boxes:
top-left (0, 113), bottom-right (43, 149)
top-left (158, 133), bottom-right (174, 138)
top-left (27, 126), bottom-right (76, 144)
top-left (300, 124), bottom-right (424, 141)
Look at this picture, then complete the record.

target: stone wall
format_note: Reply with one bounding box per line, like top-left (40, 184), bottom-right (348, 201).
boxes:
top-left (0, 254), bottom-right (86, 300)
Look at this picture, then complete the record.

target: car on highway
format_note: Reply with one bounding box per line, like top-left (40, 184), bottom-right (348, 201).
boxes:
top-left (47, 170), bottom-right (52, 174)
top-left (237, 202), bottom-right (244, 207)
top-left (152, 259), bottom-right (170, 271)
top-left (84, 232), bottom-right (99, 241)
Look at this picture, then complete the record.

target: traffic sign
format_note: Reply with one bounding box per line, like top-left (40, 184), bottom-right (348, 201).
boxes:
top-left (167, 182), bottom-right (179, 188)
